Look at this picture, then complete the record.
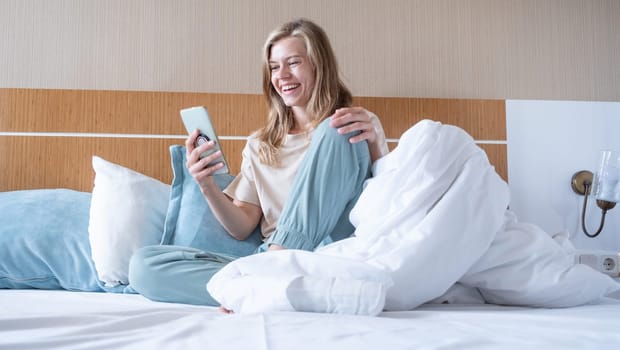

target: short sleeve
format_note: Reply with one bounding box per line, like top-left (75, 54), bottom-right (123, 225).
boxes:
top-left (223, 141), bottom-right (260, 206)
top-left (369, 112), bottom-right (390, 159)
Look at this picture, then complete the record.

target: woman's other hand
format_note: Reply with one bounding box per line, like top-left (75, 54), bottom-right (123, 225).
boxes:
top-left (329, 107), bottom-right (389, 163)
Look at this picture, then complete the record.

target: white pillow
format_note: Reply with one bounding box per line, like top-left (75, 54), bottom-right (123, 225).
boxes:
top-left (88, 156), bottom-right (170, 287)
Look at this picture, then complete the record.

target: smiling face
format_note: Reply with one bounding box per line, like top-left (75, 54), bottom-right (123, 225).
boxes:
top-left (268, 36), bottom-right (315, 112)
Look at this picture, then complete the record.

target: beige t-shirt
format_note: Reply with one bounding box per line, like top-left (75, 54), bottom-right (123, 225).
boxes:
top-left (223, 114), bottom-right (388, 239)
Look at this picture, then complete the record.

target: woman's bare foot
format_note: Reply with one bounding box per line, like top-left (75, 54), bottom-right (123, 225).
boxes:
top-left (218, 306), bottom-right (234, 314)
top-left (268, 244), bottom-right (285, 251)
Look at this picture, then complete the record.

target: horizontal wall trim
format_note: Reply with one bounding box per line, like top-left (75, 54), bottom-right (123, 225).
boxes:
top-left (0, 132), bottom-right (507, 145)
top-left (0, 131), bottom-right (247, 141)
top-left (473, 140), bottom-right (508, 145)
top-left (385, 138), bottom-right (506, 145)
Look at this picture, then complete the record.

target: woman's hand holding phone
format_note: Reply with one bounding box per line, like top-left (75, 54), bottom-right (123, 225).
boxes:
top-left (180, 106), bottom-right (230, 175)
top-left (185, 129), bottom-right (226, 193)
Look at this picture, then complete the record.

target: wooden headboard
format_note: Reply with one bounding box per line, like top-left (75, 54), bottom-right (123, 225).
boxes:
top-left (0, 88), bottom-right (506, 192)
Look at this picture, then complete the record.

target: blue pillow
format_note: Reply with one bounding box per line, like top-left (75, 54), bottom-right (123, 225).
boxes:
top-left (0, 189), bottom-right (130, 293)
top-left (161, 145), bottom-right (263, 257)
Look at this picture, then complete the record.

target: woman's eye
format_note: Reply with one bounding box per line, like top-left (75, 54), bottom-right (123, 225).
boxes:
top-left (289, 60), bottom-right (300, 67)
top-left (270, 66), bottom-right (279, 72)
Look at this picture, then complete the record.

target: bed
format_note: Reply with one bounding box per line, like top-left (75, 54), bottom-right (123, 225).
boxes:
top-left (1, 88), bottom-right (619, 349)
top-left (2, 289), bottom-right (619, 349)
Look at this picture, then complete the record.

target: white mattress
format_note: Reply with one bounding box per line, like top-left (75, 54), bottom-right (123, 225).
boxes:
top-left (1, 290), bottom-right (620, 349)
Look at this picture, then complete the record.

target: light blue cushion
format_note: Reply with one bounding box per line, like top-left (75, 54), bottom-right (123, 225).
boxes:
top-left (0, 189), bottom-right (129, 293)
top-left (160, 145), bottom-right (263, 257)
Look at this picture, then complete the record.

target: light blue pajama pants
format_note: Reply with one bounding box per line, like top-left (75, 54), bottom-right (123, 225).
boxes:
top-left (128, 118), bottom-right (371, 306)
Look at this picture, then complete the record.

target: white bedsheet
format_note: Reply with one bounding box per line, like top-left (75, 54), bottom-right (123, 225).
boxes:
top-left (208, 120), bottom-right (620, 314)
top-left (1, 290), bottom-right (620, 350)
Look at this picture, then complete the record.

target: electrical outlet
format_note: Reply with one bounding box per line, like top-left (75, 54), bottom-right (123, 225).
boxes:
top-left (574, 250), bottom-right (620, 277)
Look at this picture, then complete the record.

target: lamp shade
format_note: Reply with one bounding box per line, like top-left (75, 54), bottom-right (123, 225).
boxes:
top-left (592, 150), bottom-right (620, 202)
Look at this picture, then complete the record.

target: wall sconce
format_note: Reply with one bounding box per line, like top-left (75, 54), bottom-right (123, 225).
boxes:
top-left (571, 150), bottom-right (620, 238)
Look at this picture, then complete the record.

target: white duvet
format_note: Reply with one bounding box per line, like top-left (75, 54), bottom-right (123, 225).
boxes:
top-left (208, 120), bottom-right (620, 315)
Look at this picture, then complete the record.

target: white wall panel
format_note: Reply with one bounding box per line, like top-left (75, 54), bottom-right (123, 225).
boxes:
top-left (507, 100), bottom-right (620, 251)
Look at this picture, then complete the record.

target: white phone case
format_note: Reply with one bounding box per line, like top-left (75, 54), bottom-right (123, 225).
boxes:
top-left (180, 106), bottom-right (230, 175)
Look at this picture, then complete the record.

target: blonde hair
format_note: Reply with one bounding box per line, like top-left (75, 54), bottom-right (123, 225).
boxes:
top-left (257, 18), bottom-right (352, 165)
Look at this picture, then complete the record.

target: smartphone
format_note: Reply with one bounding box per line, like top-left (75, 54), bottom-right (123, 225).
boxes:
top-left (180, 106), bottom-right (230, 175)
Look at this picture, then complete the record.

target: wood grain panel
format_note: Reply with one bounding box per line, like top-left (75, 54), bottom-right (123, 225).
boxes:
top-left (0, 137), bottom-right (506, 192)
top-left (0, 136), bottom-right (247, 192)
top-left (0, 88), bottom-right (507, 191)
top-left (0, 88), bottom-right (267, 136)
top-left (355, 97), bottom-right (506, 140)
top-left (1, 89), bottom-right (505, 140)
top-left (478, 144), bottom-right (508, 182)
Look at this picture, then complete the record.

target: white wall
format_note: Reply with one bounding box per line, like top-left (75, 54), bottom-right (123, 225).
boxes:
top-left (506, 100), bottom-right (620, 251)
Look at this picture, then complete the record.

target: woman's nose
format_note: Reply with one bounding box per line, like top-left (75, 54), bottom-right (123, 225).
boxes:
top-left (275, 66), bottom-right (291, 79)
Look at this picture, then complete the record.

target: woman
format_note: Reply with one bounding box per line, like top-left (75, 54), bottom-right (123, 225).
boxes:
top-left (129, 18), bottom-right (389, 306)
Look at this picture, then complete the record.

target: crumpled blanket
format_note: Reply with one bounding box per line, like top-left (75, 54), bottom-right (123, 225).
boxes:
top-left (208, 120), bottom-right (620, 315)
